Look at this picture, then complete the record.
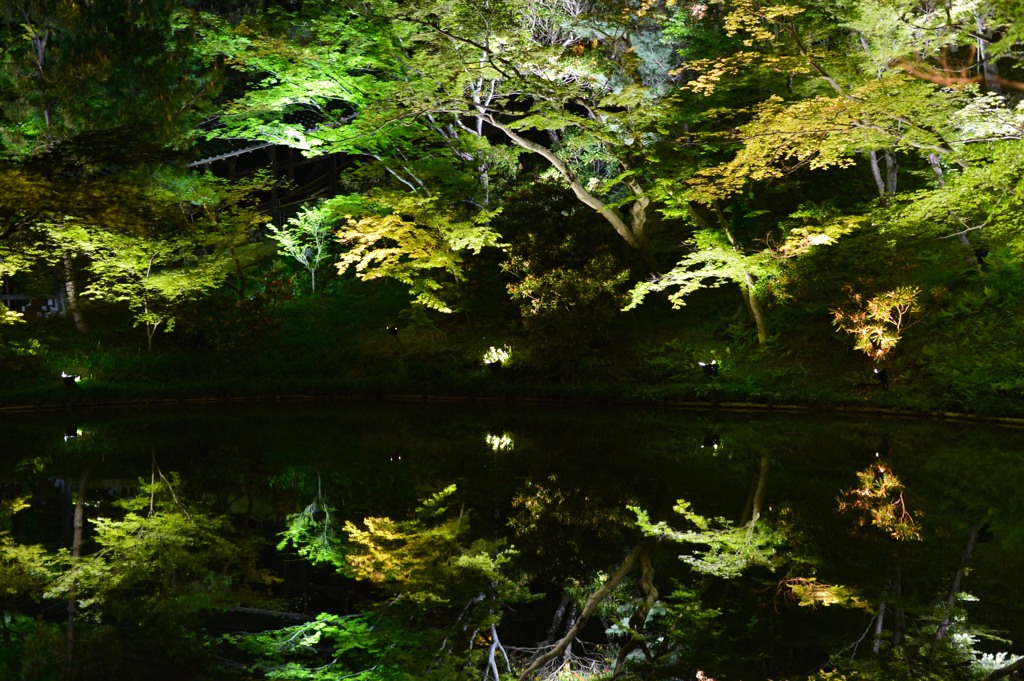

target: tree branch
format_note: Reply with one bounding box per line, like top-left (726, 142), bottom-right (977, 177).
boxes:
top-left (482, 114), bottom-right (641, 248)
top-left (518, 541), bottom-right (649, 680)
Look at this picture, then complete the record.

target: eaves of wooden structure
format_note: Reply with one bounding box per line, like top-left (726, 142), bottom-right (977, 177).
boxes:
top-left (189, 142), bottom-right (347, 226)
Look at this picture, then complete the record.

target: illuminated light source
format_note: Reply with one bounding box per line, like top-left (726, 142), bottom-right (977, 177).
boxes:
top-left (701, 431), bottom-right (720, 451)
top-left (61, 371), bottom-right (80, 387)
top-left (386, 325), bottom-right (399, 341)
top-left (483, 345), bottom-right (511, 368)
top-left (485, 432), bottom-right (514, 452)
top-left (698, 360), bottom-right (718, 377)
top-left (873, 367), bottom-right (889, 390)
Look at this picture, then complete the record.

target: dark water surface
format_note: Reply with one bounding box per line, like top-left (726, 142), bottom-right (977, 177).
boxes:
top-left (3, 401), bottom-right (1024, 678)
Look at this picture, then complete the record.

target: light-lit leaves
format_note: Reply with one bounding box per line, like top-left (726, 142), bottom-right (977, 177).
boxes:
top-left (832, 285), bottom-right (921, 361)
top-left (781, 577), bottom-right (870, 609)
top-left (342, 484), bottom-right (533, 617)
top-left (632, 501), bottom-right (785, 579)
top-left (838, 463), bottom-right (923, 541)
top-left (268, 204), bottom-right (335, 293)
top-left (334, 194), bottom-right (503, 312)
top-left (625, 228), bottom-right (776, 311)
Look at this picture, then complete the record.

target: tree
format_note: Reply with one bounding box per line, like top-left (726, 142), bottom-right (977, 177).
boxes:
top-left (268, 203), bottom-right (335, 294)
top-left (625, 204), bottom-right (778, 345)
top-left (67, 222), bottom-right (226, 353)
top-left (332, 192), bottom-right (503, 312)
top-left (37, 168), bottom-right (267, 352)
top-left (833, 285), bottom-right (921, 370)
top-left (620, 0), bottom-right (1024, 349)
top-left (0, 0), bottom-right (218, 334)
top-left (200, 0), bottom-right (690, 287)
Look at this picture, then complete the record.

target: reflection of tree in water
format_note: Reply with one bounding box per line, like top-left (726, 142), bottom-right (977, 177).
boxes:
top-left (6, 409), bottom-right (1024, 679)
top-left (838, 462), bottom-right (922, 541)
top-left (819, 441), bottom-right (1024, 680)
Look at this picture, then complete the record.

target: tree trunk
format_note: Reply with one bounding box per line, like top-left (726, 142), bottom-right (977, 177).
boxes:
top-left (689, 202), bottom-right (771, 345)
top-left (976, 13), bottom-right (1002, 93)
top-left (66, 471), bottom-right (91, 679)
top-left (746, 454), bottom-right (769, 537)
top-left (229, 246), bottom-right (247, 299)
top-left (868, 150), bottom-right (898, 207)
top-left (62, 252), bottom-right (88, 335)
top-left (718, 212), bottom-right (769, 345)
top-left (146, 319), bottom-right (162, 354)
top-left (485, 623), bottom-right (510, 681)
top-left (743, 272), bottom-right (770, 346)
top-left (542, 595), bottom-right (573, 646)
top-left (928, 153), bottom-right (979, 267)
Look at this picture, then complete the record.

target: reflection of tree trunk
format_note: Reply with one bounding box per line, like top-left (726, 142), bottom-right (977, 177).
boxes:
top-left (611, 549), bottom-right (660, 677)
top-left (28, 22), bottom-right (55, 147)
top-left (519, 541), bottom-right (649, 680)
top-left (892, 562), bottom-right (905, 647)
top-left (935, 522), bottom-right (981, 642)
top-left (872, 597), bottom-right (887, 655)
top-left (62, 251), bottom-right (88, 335)
top-left (741, 454), bottom-right (770, 528)
top-left (746, 455), bottom-right (769, 538)
top-left (66, 471), bottom-right (91, 679)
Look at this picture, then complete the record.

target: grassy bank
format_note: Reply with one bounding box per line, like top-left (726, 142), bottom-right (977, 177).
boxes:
top-left (2, 272), bottom-right (1019, 420)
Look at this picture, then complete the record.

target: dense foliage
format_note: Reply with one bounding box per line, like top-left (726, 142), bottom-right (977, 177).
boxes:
top-left (2, 1), bottom-right (1024, 676)
top-left (2, 0), bottom-right (1023, 413)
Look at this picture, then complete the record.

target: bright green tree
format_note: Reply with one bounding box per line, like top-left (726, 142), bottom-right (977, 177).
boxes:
top-left (199, 0), bottom-right (694, 303)
top-left (268, 203), bottom-right (335, 294)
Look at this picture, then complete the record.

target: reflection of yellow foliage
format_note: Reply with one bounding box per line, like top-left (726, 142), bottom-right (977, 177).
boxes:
top-left (838, 464), bottom-right (922, 541)
top-left (343, 516), bottom-right (409, 583)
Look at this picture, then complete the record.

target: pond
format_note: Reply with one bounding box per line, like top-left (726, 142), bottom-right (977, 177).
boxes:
top-left (2, 400), bottom-right (1023, 680)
